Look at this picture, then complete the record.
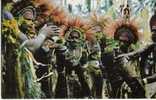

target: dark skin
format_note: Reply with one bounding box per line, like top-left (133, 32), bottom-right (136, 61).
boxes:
top-left (55, 30), bottom-right (92, 98)
top-left (151, 31), bottom-right (156, 42)
top-left (105, 31), bottom-right (146, 98)
top-left (116, 28), bottom-right (156, 85)
top-left (118, 34), bottom-right (131, 53)
top-left (68, 31), bottom-right (80, 42)
top-left (67, 31), bottom-right (82, 48)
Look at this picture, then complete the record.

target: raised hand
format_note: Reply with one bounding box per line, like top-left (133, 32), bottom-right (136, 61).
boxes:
top-left (39, 24), bottom-right (61, 38)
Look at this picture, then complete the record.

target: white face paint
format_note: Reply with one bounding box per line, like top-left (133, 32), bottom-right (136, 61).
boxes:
top-left (23, 11), bottom-right (34, 20)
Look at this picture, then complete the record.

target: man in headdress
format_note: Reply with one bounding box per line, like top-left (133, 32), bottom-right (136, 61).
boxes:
top-left (2, 0), bottom-right (60, 98)
top-left (121, 9), bottom-right (156, 98)
top-left (86, 15), bottom-right (110, 98)
top-left (54, 26), bottom-right (92, 98)
top-left (11, 0), bottom-right (37, 39)
top-left (112, 22), bottom-right (145, 98)
top-left (11, 0), bottom-right (64, 98)
top-left (102, 4), bottom-right (146, 98)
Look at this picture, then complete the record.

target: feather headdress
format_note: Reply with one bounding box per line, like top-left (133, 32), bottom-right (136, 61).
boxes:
top-left (32, 0), bottom-right (68, 26)
top-left (60, 16), bottom-right (95, 41)
top-left (33, 0), bottom-right (95, 40)
top-left (89, 13), bottom-right (112, 34)
top-left (106, 18), bottom-right (140, 44)
top-left (11, 0), bottom-right (36, 20)
top-left (11, 0), bottom-right (94, 41)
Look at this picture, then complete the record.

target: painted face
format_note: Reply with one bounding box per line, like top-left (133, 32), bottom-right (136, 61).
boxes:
top-left (68, 31), bottom-right (80, 42)
top-left (67, 30), bottom-right (82, 48)
top-left (23, 10), bottom-right (34, 20)
top-left (119, 33), bottom-right (129, 42)
top-left (20, 11), bottom-right (36, 38)
top-left (116, 27), bottom-right (135, 45)
top-left (118, 32), bottom-right (131, 53)
top-left (20, 18), bottom-right (36, 38)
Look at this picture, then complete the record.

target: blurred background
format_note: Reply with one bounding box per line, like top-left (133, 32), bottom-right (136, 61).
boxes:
top-left (53, 0), bottom-right (156, 43)
top-left (54, 0), bottom-right (155, 17)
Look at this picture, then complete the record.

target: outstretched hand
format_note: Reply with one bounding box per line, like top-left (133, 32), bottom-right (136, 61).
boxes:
top-left (114, 53), bottom-right (129, 65)
top-left (39, 24), bottom-right (61, 38)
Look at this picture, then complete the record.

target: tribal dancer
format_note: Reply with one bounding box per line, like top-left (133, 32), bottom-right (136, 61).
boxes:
top-left (53, 17), bottom-right (93, 98)
top-left (31, 0), bottom-right (92, 98)
top-left (26, 0), bottom-right (65, 98)
top-left (2, 0), bottom-right (59, 98)
top-left (119, 9), bottom-right (156, 98)
top-left (87, 13), bottom-right (113, 98)
top-left (104, 4), bottom-right (145, 98)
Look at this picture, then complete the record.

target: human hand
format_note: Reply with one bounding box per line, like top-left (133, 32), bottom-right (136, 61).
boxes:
top-left (39, 24), bottom-right (61, 38)
top-left (114, 54), bottom-right (129, 65)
